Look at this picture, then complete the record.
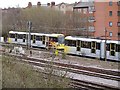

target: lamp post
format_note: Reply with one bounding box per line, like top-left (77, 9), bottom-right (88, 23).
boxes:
top-left (104, 28), bottom-right (107, 61)
top-left (27, 21), bottom-right (32, 55)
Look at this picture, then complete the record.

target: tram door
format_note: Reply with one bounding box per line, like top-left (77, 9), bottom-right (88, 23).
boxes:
top-left (45, 36), bottom-right (49, 47)
top-left (91, 41), bottom-right (96, 53)
top-left (76, 40), bottom-right (81, 51)
top-left (33, 35), bottom-right (36, 43)
top-left (23, 34), bottom-right (26, 42)
top-left (42, 36), bottom-right (45, 45)
top-left (110, 43), bottom-right (116, 56)
top-left (15, 33), bottom-right (17, 41)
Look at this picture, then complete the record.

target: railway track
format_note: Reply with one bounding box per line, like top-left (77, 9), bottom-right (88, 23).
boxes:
top-left (23, 58), bottom-right (120, 81)
top-left (3, 52), bottom-right (120, 80)
top-left (31, 66), bottom-right (119, 90)
top-left (1, 43), bottom-right (120, 89)
top-left (34, 67), bottom-right (119, 90)
top-left (3, 53), bottom-right (120, 90)
top-left (71, 79), bottom-right (119, 90)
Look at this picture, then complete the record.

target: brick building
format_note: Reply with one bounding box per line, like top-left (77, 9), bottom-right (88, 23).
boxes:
top-left (94, 0), bottom-right (120, 40)
top-left (73, 1), bottom-right (95, 37)
top-left (73, 0), bottom-right (120, 40)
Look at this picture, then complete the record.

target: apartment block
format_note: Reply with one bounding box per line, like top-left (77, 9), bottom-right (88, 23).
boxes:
top-left (73, 2), bottom-right (95, 37)
top-left (94, 0), bottom-right (120, 40)
top-left (73, 0), bottom-right (120, 40)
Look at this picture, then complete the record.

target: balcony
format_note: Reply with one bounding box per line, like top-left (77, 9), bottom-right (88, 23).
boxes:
top-left (88, 26), bottom-right (95, 32)
top-left (89, 6), bottom-right (95, 12)
top-left (88, 16), bottom-right (95, 22)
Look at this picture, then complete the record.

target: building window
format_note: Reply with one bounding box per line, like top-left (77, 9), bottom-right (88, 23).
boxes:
top-left (118, 33), bottom-right (120, 37)
top-left (118, 22), bottom-right (120, 27)
top-left (83, 8), bottom-right (87, 14)
top-left (109, 21), bottom-right (113, 27)
top-left (118, 11), bottom-right (120, 16)
top-left (62, 6), bottom-right (64, 8)
top-left (109, 1), bottom-right (112, 6)
top-left (78, 9), bottom-right (82, 13)
top-left (109, 11), bottom-right (112, 16)
top-left (109, 32), bottom-right (112, 37)
top-left (118, 1), bottom-right (120, 6)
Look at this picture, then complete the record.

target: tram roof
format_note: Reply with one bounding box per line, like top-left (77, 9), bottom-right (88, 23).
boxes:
top-left (9, 31), bottom-right (28, 34)
top-left (65, 36), bottom-right (102, 42)
top-left (106, 40), bottom-right (120, 44)
top-left (65, 36), bottom-right (120, 44)
top-left (46, 34), bottom-right (64, 37)
top-left (9, 31), bottom-right (64, 37)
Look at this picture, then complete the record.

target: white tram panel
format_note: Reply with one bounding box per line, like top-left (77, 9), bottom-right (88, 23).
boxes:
top-left (32, 33), bottom-right (64, 48)
top-left (65, 36), bottom-right (77, 55)
top-left (9, 31), bottom-right (28, 45)
top-left (31, 33), bottom-right (47, 48)
top-left (65, 36), bottom-right (102, 58)
top-left (106, 40), bottom-right (120, 61)
top-left (0, 37), bottom-right (4, 42)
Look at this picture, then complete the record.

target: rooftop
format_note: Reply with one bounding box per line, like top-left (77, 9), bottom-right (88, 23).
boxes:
top-left (73, 2), bottom-right (94, 8)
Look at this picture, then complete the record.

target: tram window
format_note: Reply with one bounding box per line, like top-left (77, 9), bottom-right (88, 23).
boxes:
top-left (111, 51), bottom-right (115, 56)
top-left (77, 47), bottom-right (80, 51)
top-left (36, 36), bottom-right (40, 41)
top-left (15, 34), bottom-right (17, 41)
top-left (65, 40), bottom-right (76, 46)
top-left (15, 33), bottom-right (17, 41)
top-left (81, 41), bottom-right (83, 47)
top-left (96, 43), bottom-right (100, 50)
top-left (54, 37), bottom-right (58, 42)
top-left (65, 40), bottom-right (68, 45)
top-left (92, 41), bottom-right (95, 47)
top-left (77, 40), bottom-right (80, 46)
top-left (23, 34), bottom-right (26, 38)
top-left (42, 36), bottom-right (45, 40)
top-left (116, 44), bottom-right (120, 52)
top-left (58, 36), bottom-right (64, 44)
top-left (106, 44), bottom-right (110, 51)
top-left (71, 40), bottom-right (76, 46)
top-left (33, 35), bottom-right (36, 40)
top-left (31, 35), bottom-right (33, 40)
top-left (81, 41), bottom-right (84, 48)
top-left (10, 34), bottom-right (15, 38)
top-left (42, 36), bottom-right (45, 44)
top-left (111, 43), bottom-right (115, 50)
top-left (81, 41), bottom-right (91, 49)
top-left (40, 36), bottom-right (42, 41)
top-left (49, 37), bottom-right (58, 42)
top-left (18, 34), bottom-right (23, 39)
top-left (88, 42), bottom-right (91, 49)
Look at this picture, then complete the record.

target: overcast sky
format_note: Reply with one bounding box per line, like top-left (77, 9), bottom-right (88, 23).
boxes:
top-left (0, 0), bottom-right (84, 8)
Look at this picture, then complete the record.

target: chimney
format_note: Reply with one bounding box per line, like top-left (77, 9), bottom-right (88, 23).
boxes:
top-left (74, 2), bottom-right (78, 6)
top-left (37, 2), bottom-right (41, 7)
top-left (28, 2), bottom-right (32, 8)
top-left (51, 2), bottom-right (55, 7)
top-left (47, 3), bottom-right (50, 6)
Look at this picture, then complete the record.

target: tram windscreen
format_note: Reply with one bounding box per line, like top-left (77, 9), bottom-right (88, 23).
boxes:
top-left (58, 36), bottom-right (64, 44)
